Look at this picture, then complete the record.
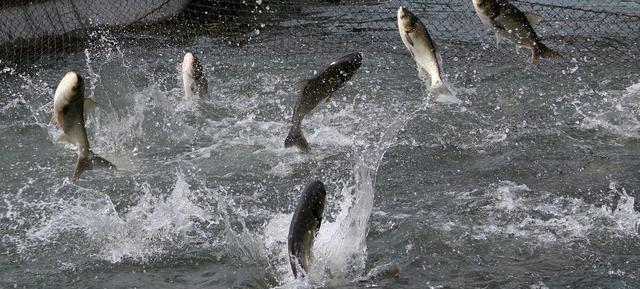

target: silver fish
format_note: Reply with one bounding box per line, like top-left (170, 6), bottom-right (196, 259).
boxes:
top-left (285, 52), bottom-right (362, 152)
top-left (182, 52), bottom-right (208, 98)
top-left (397, 6), bottom-right (453, 98)
top-left (472, 0), bottom-right (561, 64)
top-left (52, 71), bottom-right (116, 179)
top-left (288, 180), bottom-right (327, 278)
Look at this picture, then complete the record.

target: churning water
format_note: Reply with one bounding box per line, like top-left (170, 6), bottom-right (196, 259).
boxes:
top-left (1, 2), bottom-right (640, 289)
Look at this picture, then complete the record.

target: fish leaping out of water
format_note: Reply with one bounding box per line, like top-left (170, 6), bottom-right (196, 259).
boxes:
top-left (52, 71), bottom-right (116, 179)
top-left (288, 180), bottom-right (327, 278)
top-left (285, 52), bottom-right (363, 152)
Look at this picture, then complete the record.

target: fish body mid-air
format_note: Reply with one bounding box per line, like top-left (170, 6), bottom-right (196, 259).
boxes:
top-left (397, 6), bottom-right (457, 101)
top-left (52, 71), bottom-right (116, 179)
top-left (471, 0), bottom-right (561, 64)
top-left (288, 180), bottom-right (327, 278)
top-left (182, 52), bottom-right (208, 98)
top-left (285, 52), bottom-right (363, 152)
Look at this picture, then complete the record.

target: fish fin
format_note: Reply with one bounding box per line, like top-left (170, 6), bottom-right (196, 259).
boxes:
top-left (538, 44), bottom-right (562, 60)
top-left (495, 31), bottom-right (503, 47)
top-left (525, 12), bottom-right (543, 25)
top-left (284, 127), bottom-right (310, 152)
top-left (84, 98), bottom-right (97, 111)
top-left (296, 79), bottom-right (310, 90)
top-left (431, 81), bottom-right (462, 104)
top-left (57, 132), bottom-right (72, 143)
top-left (431, 81), bottom-right (452, 96)
top-left (73, 153), bottom-right (117, 180)
top-left (91, 153), bottom-right (117, 170)
top-left (530, 48), bottom-right (538, 64)
top-left (404, 32), bottom-right (414, 47)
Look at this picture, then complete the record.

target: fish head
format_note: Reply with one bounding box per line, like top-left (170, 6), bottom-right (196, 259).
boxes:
top-left (53, 71), bottom-right (84, 113)
top-left (329, 52), bottom-right (363, 83)
top-left (397, 7), bottom-right (418, 33)
top-left (471, 0), bottom-right (494, 11)
top-left (182, 52), bottom-right (196, 75)
top-left (183, 52), bottom-right (204, 80)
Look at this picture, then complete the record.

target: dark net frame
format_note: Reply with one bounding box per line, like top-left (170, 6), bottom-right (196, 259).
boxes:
top-left (0, 0), bottom-right (639, 67)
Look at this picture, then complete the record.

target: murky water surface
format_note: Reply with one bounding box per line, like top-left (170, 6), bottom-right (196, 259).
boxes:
top-left (1, 1), bottom-right (639, 288)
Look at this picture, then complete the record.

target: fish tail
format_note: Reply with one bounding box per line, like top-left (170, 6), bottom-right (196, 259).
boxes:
top-left (431, 80), bottom-right (453, 97)
top-left (536, 44), bottom-right (562, 60)
top-left (285, 127), bottom-right (310, 152)
top-left (431, 80), bottom-right (462, 104)
top-left (73, 152), bottom-right (117, 180)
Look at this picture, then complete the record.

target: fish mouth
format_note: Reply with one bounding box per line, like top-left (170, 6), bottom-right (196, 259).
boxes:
top-left (55, 71), bottom-right (84, 102)
top-left (397, 7), bottom-right (408, 18)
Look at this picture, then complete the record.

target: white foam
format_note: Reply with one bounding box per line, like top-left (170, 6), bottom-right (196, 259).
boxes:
top-left (26, 172), bottom-right (210, 263)
top-left (442, 181), bottom-right (640, 244)
top-left (575, 80), bottom-right (640, 138)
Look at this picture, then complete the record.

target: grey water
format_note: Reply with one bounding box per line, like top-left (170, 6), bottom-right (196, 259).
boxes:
top-left (1, 1), bottom-right (640, 289)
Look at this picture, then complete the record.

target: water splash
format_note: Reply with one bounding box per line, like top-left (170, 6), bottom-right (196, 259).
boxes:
top-left (25, 172), bottom-right (210, 263)
top-left (259, 105), bottom-right (419, 287)
top-left (442, 181), bottom-right (640, 244)
top-left (574, 80), bottom-right (640, 138)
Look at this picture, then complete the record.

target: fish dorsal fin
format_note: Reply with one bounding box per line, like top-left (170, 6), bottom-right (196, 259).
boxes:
top-left (296, 79), bottom-right (310, 91)
top-left (525, 12), bottom-right (543, 25)
top-left (57, 132), bottom-right (72, 143)
top-left (83, 98), bottom-right (97, 111)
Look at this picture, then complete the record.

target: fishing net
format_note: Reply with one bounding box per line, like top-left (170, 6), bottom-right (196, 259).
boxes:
top-left (0, 0), bottom-right (638, 67)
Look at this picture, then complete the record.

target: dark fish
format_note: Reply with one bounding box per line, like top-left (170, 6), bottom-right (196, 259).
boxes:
top-left (285, 52), bottom-right (363, 152)
top-left (472, 0), bottom-right (561, 64)
top-left (288, 180), bottom-right (327, 278)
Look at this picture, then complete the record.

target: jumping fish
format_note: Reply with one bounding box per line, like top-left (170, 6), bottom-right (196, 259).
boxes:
top-left (52, 71), bottom-right (116, 179)
top-left (397, 6), bottom-right (458, 103)
top-left (182, 52), bottom-right (208, 98)
top-left (285, 52), bottom-right (362, 151)
top-left (288, 180), bottom-right (327, 278)
top-left (471, 0), bottom-right (561, 64)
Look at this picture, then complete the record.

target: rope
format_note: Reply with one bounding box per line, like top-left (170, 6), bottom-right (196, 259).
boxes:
top-left (68, 0), bottom-right (88, 30)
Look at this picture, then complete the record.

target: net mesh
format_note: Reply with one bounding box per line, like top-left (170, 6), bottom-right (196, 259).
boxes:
top-left (0, 0), bottom-right (639, 67)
